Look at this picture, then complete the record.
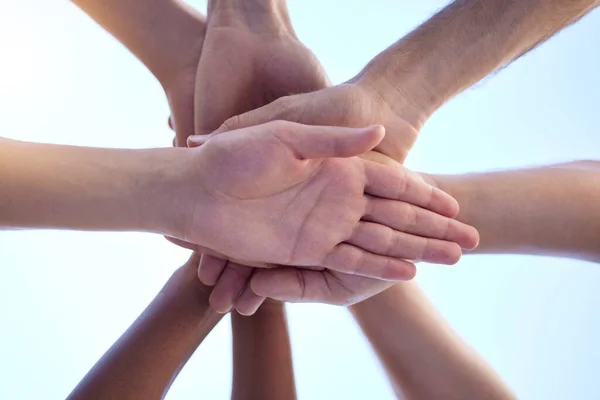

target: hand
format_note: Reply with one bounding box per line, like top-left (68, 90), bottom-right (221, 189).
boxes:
top-left (192, 2), bottom-right (329, 140)
top-left (190, 81), bottom-right (425, 164)
top-left (179, 122), bottom-right (470, 282)
top-left (191, 146), bottom-right (479, 314)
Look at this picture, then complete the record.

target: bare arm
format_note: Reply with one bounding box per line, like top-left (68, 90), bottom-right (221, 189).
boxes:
top-left (351, 282), bottom-right (515, 400)
top-left (425, 161), bottom-right (600, 262)
top-left (0, 137), bottom-right (189, 234)
top-left (356, 0), bottom-right (600, 126)
top-left (67, 253), bottom-right (223, 400)
top-left (70, 0), bottom-right (205, 89)
top-left (231, 301), bottom-right (296, 400)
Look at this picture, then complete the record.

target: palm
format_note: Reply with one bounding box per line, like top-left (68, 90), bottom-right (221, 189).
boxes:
top-left (193, 26), bottom-right (329, 137)
top-left (192, 132), bottom-right (365, 265)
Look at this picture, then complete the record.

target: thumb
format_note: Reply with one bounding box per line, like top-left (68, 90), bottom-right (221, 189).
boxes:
top-left (187, 134), bottom-right (212, 148)
top-left (213, 101), bottom-right (283, 135)
top-left (281, 124), bottom-right (385, 160)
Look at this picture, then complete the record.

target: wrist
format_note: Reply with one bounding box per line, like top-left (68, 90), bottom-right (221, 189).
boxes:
top-left (421, 173), bottom-right (479, 228)
top-left (207, 0), bottom-right (295, 35)
top-left (135, 148), bottom-right (197, 239)
top-left (349, 51), bottom-right (438, 131)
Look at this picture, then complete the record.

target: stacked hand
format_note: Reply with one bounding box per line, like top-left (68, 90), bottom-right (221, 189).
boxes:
top-left (162, 1), bottom-right (478, 315)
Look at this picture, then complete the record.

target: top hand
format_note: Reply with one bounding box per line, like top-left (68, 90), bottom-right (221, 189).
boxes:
top-left (191, 146), bottom-right (479, 315)
top-left (182, 122), bottom-right (468, 281)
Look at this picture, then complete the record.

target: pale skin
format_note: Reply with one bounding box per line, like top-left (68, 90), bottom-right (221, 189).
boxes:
top-left (351, 160), bottom-right (600, 399)
top-left (199, 0), bottom-right (600, 313)
top-left (351, 282), bottom-right (516, 400)
top-left (71, 0), bottom-right (206, 143)
top-left (0, 123), bottom-right (477, 277)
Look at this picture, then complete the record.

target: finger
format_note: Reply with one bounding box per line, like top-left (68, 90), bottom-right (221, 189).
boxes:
top-left (213, 97), bottom-right (289, 134)
top-left (198, 254), bottom-right (227, 286)
top-left (250, 268), bottom-right (393, 306)
top-left (364, 197), bottom-right (480, 249)
top-left (209, 262), bottom-right (255, 314)
top-left (234, 285), bottom-right (266, 316)
top-left (362, 160), bottom-right (459, 218)
top-left (346, 221), bottom-right (463, 265)
top-left (277, 123), bottom-right (385, 160)
top-left (168, 116), bottom-right (174, 131)
top-left (323, 243), bottom-right (417, 281)
top-left (168, 94), bottom-right (195, 148)
top-left (165, 236), bottom-right (197, 251)
top-left (187, 134), bottom-right (211, 148)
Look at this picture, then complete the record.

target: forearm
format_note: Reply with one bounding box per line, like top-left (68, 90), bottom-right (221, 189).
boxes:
top-left (68, 254), bottom-right (223, 400)
top-left (355, 0), bottom-right (599, 123)
top-left (231, 301), bottom-right (296, 400)
top-left (0, 137), bottom-right (187, 234)
top-left (71, 0), bottom-right (205, 87)
top-left (428, 161), bottom-right (600, 262)
top-left (207, 0), bottom-right (294, 33)
top-left (350, 282), bottom-right (514, 400)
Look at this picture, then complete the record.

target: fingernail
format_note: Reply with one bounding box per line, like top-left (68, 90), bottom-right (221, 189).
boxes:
top-left (187, 135), bottom-right (207, 147)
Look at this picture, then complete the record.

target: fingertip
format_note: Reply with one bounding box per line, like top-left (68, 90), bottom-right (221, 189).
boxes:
top-left (461, 225), bottom-right (481, 251)
top-left (357, 124), bottom-right (386, 151)
top-left (249, 272), bottom-right (268, 297)
top-left (235, 289), bottom-right (266, 316)
top-left (382, 259), bottom-right (417, 281)
top-left (432, 187), bottom-right (461, 218)
top-left (187, 135), bottom-right (207, 148)
top-left (209, 288), bottom-right (233, 314)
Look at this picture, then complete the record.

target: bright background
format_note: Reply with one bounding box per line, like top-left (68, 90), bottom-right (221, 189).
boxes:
top-left (0, 1), bottom-right (599, 399)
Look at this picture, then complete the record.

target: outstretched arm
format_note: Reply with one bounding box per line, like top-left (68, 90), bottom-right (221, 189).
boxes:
top-left (0, 137), bottom-right (189, 234)
top-left (205, 0), bottom-right (599, 162)
top-left (427, 160), bottom-right (600, 263)
top-left (231, 301), bottom-right (296, 400)
top-left (67, 253), bottom-right (223, 400)
top-left (71, 0), bottom-right (205, 141)
top-left (71, 0), bottom-right (205, 89)
top-left (359, 0), bottom-right (600, 119)
top-left (351, 282), bottom-right (515, 400)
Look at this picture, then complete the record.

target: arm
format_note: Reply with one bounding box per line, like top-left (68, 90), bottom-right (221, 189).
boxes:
top-left (71, 0), bottom-right (205, 141)
top-left (209, 0), bottom-right (599, 162)
top-left (0, 137), bottom-right (188, 234)
top-left (1, 124), bottom-right (473, 277)
top-left (231, 301), bottom-right (296, 400)
top-left (426, 160), bottom-right (600, 262)
top-left (357, 0), bottom-right (600, 121)
top-left (67, 253), bottom-right (224, 400)
top-left (350, 282), bottom-right (515, 400)
top-left (70, 0), bottom-right (205, 89)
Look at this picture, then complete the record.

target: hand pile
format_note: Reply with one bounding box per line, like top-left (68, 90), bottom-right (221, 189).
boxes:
top-left (164, 2), bottom-right (479, 315)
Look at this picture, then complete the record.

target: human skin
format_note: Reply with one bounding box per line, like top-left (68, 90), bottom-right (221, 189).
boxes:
top-left (351, 281), bottom-right (516, 400)
top-left (0, 123), bottom-right (476, 276)
top-left (70, 0), bottom-right (206, 143)
top-left (198, 0), bottom-right (599, 313)
top-left (198, 0), bottom-right (600, 162)
top-left (231, 300), bottom-right (297, 400)
top-left (245, 157), bottom-right (600, 305)
top-left (66, 253), bottom-right (223, 400)
top-left (425, 160), bottom-right (600, 263)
